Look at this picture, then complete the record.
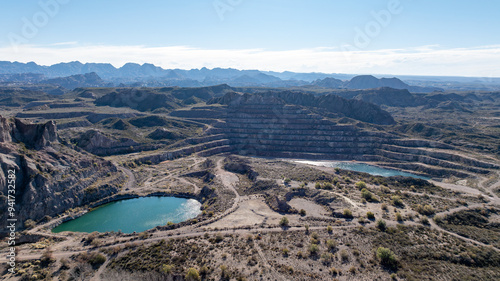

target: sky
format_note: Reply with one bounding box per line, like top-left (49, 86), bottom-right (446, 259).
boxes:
top-left (0, 0), bottom-right (499, 77)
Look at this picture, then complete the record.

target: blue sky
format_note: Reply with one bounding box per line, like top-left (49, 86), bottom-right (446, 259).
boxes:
top-left (1, 0), bottom-right (500, 76)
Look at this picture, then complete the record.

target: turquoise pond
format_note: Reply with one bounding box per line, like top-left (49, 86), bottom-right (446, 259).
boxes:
top-left (52, 197), bottom-right (201, 234)
top-left (295, 161), bottom-right (430, 180)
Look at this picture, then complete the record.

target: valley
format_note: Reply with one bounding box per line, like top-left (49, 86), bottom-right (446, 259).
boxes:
top-left (0, 82), bottom-right (499, 280)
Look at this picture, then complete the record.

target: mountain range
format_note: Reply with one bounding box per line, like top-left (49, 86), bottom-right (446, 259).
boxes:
top-left (2, 60), bottom-right (497, 92)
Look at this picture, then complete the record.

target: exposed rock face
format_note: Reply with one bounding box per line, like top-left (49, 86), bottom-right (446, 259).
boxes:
top-left (0, 117), bottom-right (123, 233)
top-left (209, 91), bottom-right (396, 125)
top-left (74, 130), bottom-right (151, 156)
top-left (0, 116), bottom-right (58, 149)
top-left (165, 92), bottom-right (498, 176)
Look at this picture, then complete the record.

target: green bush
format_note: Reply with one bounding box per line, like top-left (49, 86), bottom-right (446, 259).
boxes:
top-left (395, 212), bottom-right (403, 222)
top-left (391, 195), bottom-right (403, 206)
top-left (309, 244), bottom-right (319, 255)
top-left (340, 249), bottom-right (349, 262)
top-left (356, 181), bottom-right (367, 189)
top-left (279, 216), bottom-right (289, 227)
top-left (361, 188), bottom-right (376, 202)
top-left (376, 219), bottom-right (387, 231)
top-left (186, 267), bottom-right (200, 281)
top-left (327, 239), bottom-right (338, 251)
top-left (88, 253), bottom-right (106, 267)
top-left (376, 247), bottom-right (397, 269)
top-left (161, 264), bottom-right (174, 274)
top-left (299, 209), bottom-right (307, 216)
top-left (367, 211), bottom-right (375, 220)
top-left (343, 209), bottom-right (353, 218)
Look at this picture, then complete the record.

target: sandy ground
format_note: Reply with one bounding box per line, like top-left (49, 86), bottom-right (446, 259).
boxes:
top-left (288, 198), bottom-right (330, 218)
top-left (205, 197), bottom-right (282, 228)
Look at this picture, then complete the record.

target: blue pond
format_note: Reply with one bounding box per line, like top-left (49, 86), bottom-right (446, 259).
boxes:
top-left (52, 197), bottom-right (201, 234)
top-left (296, 161), bottom-right (430, 180)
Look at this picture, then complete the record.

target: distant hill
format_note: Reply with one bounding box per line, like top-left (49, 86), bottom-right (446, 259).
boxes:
top-left (41, 72), bottom-right (112, 89)
top-left (314, 75), bottom-right (443, 93)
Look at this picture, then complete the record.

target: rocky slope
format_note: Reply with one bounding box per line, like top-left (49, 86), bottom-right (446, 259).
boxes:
top-left (0, 116), bottom-right (124, 234)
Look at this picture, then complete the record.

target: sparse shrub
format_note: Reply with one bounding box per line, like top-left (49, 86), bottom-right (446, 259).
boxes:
top-left (186, 267), bottom-right (200, 281)
top-left (366, 211), bottom-right (375, 220)
top-left (311, 232), bottom-right (319, 239)
top-left (200, 266), bottom-right (209, 277)
top-left (279, 216), bottom-right (289, 227)
top-left (161, 264), bottom-right (174, 274)
top-left (381, 185), bottom-right (391, 193)
top-left (299, 209), bottom-right (307, 216)
top-left (433, 215), bottom-right (443, 224)
top-left (247, 256), bottom-right (258, 266)
top-left (215, 234), bottom-right (224, 243)
top-left (340, 249), bottom-right (349, 262)
top-left (327, 239), bottom-right (338, 251)
top-left (381, 203), bottom-right (388, 211)
top-left (395, 212), bottom-right (403, 222)
top-left (297, 251), bottom-right (305, 259)
top-left (321, 252), bottom-right (335, 264)
top-left (220, 265), bottom-right (230, 279)
top-left (282, 248), bottom-right (289, 257)
top-left (356, 181), bottom-right (367, 189)
top-left (284, 178), bottom-right (291, 185)
top-left (330, 267), bottom-right (340, 276)
top-left (391, 273), bottom-right (398, 280)
top-left (327, 225), bottom-right (333, 233)
top-left (349, 266), bottom-right (356, 274)
top-left (309, 244), bottom-right (319, 255)
top-left (376, 219), bottom-right (387, 231)
top-left (415, 204), bottom-right (435, 215)
top-left (343, 208), bottom-right (353, 218)
top-left (315, 182), bottom-right (322, 189)
top-left (305, 224), bottom-right (309, 233)
top-left (361, 188), bottom-right (376, 202)
top-left (323, 182), bottom-right (333, 190)
top-left (24, 219), bottom-right (36, 229)
top-left (41, 248), bottom-right (55, 266)
top-left (391, 195), bottom-right (403, 206)
top-left (358, 217), bottom-right (367, 224)
top-left (88, 253), bottom-right (106, 268)
top-left (420, 216), bottom-right (430, 225)
top-left (376, 247), bottom-right (397, 269)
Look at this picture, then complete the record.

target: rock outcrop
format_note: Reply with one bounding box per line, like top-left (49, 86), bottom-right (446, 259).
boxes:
top-left (0, 116), bottom-right (124, 234)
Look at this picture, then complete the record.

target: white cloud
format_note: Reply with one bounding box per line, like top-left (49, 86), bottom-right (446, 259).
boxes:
top-left (1, 44), bottom-right (500, 77)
